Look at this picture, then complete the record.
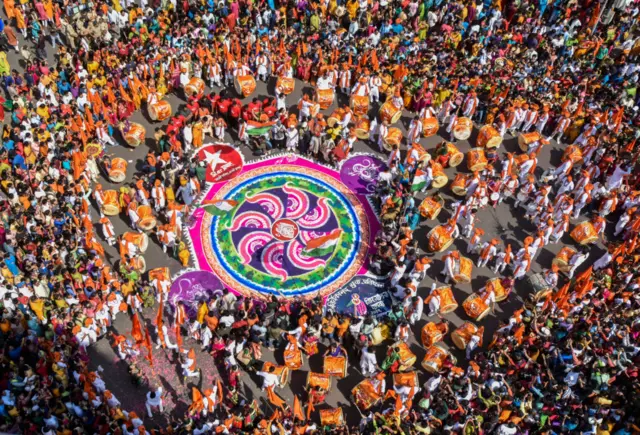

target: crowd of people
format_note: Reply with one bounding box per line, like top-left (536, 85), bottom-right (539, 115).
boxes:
top-left (1, 0), bottom-right (640, 432)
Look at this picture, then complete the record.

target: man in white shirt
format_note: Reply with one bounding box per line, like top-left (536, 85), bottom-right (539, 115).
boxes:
top-left (145, 386), bottom-right (163, 418)
top-left (256, 366), bottom-right (280, 390)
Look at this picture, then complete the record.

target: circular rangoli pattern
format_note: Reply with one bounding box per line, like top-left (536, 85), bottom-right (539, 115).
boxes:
top-left (198, 164), bottom-right (370, 299)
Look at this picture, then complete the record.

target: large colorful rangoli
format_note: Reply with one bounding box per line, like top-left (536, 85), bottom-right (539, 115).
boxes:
top-left (187, 153), bottom-right (381, 300)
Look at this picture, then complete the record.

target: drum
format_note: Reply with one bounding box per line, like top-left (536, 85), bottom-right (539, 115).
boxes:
top-left (137, 205), bottom-right (157, 231)
top-left (149, 100), bottom-right (172, 121)
top-left (518, 132), bottom-right (541, 152)
top-left (486, 278), bottom-right (509, 302)
top-left (421, 322), bottom-right (444, 348)
top-left (451, 322), bottom-right (480, 350)
top-left (185, 77), bottom-right (205, 97)
top-left (327, 108), bottom-right (345, 127)
top-left (132, 256), bottom-right (146, 273)
top-left (108, 157), bottom-right (128, 183)
top-left (276, 77), bottom-right (295, 95)
top-left (431, 162), bottom-right (448, 188)
top-left (467, 147), bottom-right (488, 172)
top-left (284, 347), bottom-right (303, 370)
top-left (435, 286), bottom-right (458, 313)
top-left (463, 294), bottom-right (490, 321)
top-left (451, 173), bottom-right (469, 196)
top-left (514, 154), bottom-right (529, 168)
top-left (422, 117), bottom-right (439, 137)
top-left (383, 128), bottom-right (403, 150)
top-left (123, 232), bottom-right (149, 253)
top-left (570, 221), bottom-right (599, 245)
top-left (452, 256), bottom-right (473, 284)
top-left (379, 101), bottom-right (402, 124)
top-left (427, 226), bottom-right (454, 253)
top-left (234, 75), bottom-right (256, 97)
top-left (419, 196), bottom-right (444, 220)
top-left (263, 362), bottom-right (290, 387)
top-left (477, 125), bottom-right (503, 148)
top-left (552, 247), bottom-right (577, 273)
top-left (421, 344), bottom-right (455, 373)
top-left (351, 379), bottom-right (382, 410)
top-left (412, 143), bottom-right (430, 163)
top-left (306, 372), bottom-right (331, 391)
top-left (563, 145), bottom-right (583, 164)
top-left (453, 117), bottom-right (473, 140)
top-left (394, 341), bottom-right (417, 371)
top-left (526, 273), bottom-right (553, 300)
top-left (122, 122), bottom-right (146, 147)
top-left (323, 356), bottom-right (347, 378)
top-left (316, 88), bottom-right (335, 109)
top-left (354, 117), bottom-right (370, 139)
top-left (393, 372), bottom-right (419, 388)
top-left (350, 95), bottom-right (369, 116)
top-left (148, 267), bottom-right (170, 282)
top-left (370, 323), bottom-right (390, 345)
top-left (319, 408), bottom-right (344, 427)
top-left (85, 142), bottom-right (103, 159)
top-left (444, 142), bottom-right (464, 167)
top-left (102, 190), bottom-right (120, 216)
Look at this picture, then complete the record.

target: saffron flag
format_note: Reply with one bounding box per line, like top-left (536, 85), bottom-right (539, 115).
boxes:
top-left (131, 312), bottom-right (144, 345)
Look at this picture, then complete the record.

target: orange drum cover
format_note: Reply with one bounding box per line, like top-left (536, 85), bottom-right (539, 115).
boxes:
top-left (570, 221), bottom-right (598, 245)
top-left (518, 132), bottom-right (541, 151)
top-left (486, 278), bottom-right (508, 302)
top-left (514, 154), bottom-right (529, 167)
top-left (102, 190), bottom-right (120, 216)
top-left (421, 322), bottom-right (443, 348)
top-left (463, 294), bottom-right (490, 320)
top-left (284, 347), bottom-right (303, 370)
top-left (467, 147), bottom-right (488, 172)
top-left (452, 322), bottom-right (479, 350)
top-left (351, 95), bottom-right (369, 116)
top-left (477, 125), bottom-right (502, 148)
top-left (133, 256), bottom-right (146, 273)
top-left (351, 379), bottom-right (382, 410)
top-left (235, 75), bottom-right (256, 97)
top-left (324, 356), bottom-right (347, 378)
top-left (319, 408), bottom-right (344, 426)
top-left (307, 372), bottom-right (331, 391)
top-left (109, 157), bottom-right (128, 183)
top-left (137, 205), bottom-right (157, 231)
top-left (354, 117), bottom-right (370, 140)
top-left (276, 77), bottom-right (295, 95)
top-left (395, 341), bottom-right (416, 367)
top-left (431, 161), bottom-right (448, 188)
top-left (379, 101), bottom-right (402, 124)
top-left (451, 173), bottom-right (469, 196)
top-left (393, 372), bottom-right (418, 388)
top-left (185, 77), bottom-right (205, 97)
top-left (148, 267), bottom-right (170, 282)
top-left (123, 123), bottom-right (146, 147)
top-left (427, 226), bottom-right (453, 253)
top-left (563, 145), bottom-right (583, 164)
top-left (453, 117), bottom-right (472, 140)
top-left (419, 197), bottom-right (443, 220)
top-left (453, 256), bottom-right (473, 284)
top-left (436, 286), bottom-right (458, 313)
top-left (149, 100), bottom-right (172, 121)
top-left (445, 142), bottom-right (464, 167)
top-left (124, 232), bottom-right (149, 252)
top-left (423, 117), bottom-right (439, 137)
top-left (316, 88), bottom-right (335, 109)
top-left (552, 247), bottom-right (577, 271)
top-left (383, 128), bottom-right (403, 150)
top-left (327, 108), bottom-right (345, 127)
top-left (421, 345), bottom-right (450, 373)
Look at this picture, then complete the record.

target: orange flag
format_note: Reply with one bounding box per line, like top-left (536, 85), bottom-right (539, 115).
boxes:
top-left (216, 378), bottom-right (224, 405)
top-left (394, 392), bottom-right (403, 415)
top-left (175, 323), bottom-right (183, 349)
top-left (293, 395), bottom-right (305, 421)
top-left (575, 266), bottom-right (592, 284)
top-left (306, 397), bottom-right (314, 421)
top-left (131, 312), bottom-right (144, 345)
top-left (553, 282), bottom-right (570, 303)
top-left (266, 386), bottom-right (286, 410)
top-left (144, 327), bottom-right (153, 366)
top-left (189, 387), bottom-right (204, 415)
